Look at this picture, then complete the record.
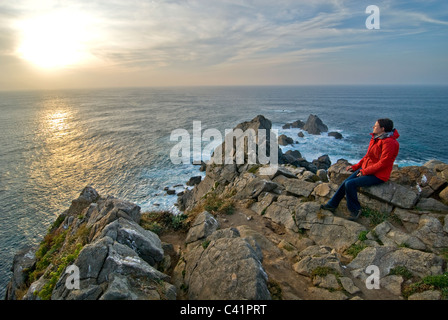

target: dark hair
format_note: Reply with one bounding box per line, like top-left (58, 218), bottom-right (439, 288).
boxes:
top-left (377, 118), bottom-right (394, 132)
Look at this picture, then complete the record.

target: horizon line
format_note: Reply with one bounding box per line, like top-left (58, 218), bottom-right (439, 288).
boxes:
top-left (1, 83), bottom-right (448, 93)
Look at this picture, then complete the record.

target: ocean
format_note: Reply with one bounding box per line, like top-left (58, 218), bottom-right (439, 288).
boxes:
top-left (1, 85), bottom-right (447, 296)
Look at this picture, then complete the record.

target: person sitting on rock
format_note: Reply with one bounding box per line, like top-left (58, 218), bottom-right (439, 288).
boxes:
top-left (321, 118), bottom-right (400, 221)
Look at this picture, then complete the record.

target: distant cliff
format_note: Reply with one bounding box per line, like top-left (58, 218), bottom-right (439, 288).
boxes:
top-left (6, 115), bottom-right (448, 300)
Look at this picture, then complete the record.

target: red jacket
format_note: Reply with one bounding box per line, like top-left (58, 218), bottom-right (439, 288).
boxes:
top-left (351, 129), bottom-right (400, 182)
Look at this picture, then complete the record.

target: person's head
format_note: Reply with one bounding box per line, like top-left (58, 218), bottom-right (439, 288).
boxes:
top-left (373, 118), bottom-right (394, 135)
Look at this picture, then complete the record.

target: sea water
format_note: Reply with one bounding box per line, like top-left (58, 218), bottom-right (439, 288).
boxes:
top-left (1, 85), bottom-right (447, 296)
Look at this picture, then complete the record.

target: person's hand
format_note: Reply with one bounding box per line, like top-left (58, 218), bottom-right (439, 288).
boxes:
top-left (346, 166), bottom-right (353, 172)
top-left (356, 170), bottom-right (363, 177)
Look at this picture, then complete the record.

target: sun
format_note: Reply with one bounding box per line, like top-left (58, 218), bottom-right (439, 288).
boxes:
top-left (17, 12), bottom-right (93, 69)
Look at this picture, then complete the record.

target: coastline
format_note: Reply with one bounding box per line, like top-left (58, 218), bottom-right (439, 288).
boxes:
top-left (4, 115), bottom-right (448, 301)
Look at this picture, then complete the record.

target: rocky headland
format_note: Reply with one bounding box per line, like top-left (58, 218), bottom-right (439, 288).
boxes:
top-left (6, 115), bottom-right (448, 300)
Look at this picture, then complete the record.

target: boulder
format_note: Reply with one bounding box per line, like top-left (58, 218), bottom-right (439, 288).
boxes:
top-left (302, 114), bottom-right (328, 135)
top-left (263, 195), bottom-right (301, 232)
top-left (235, 178), bottom-right (280, 200)
top-left (284, 149), bottom-right (302, 162)
top-left (4, 246), bottom-right (37, 300)
top-left (412, 215), bottom-right (448, 251)
top-left (179, 115), bottom-right (284, 212)
top-left (185, 211), bottom-right (219, 244)
top-left (415, 198), bottom-right (448, 213)
top-left (284, 178), bottom-right (316, 198)
top-left (390, 165), bottom-right (446, 198)
top-left (358, 193), bottom-right (394, 214)
top-left (328, 132), bottom-right (343, 139)
top-left (263, 166), bottom-right (298, 180)
top-left (439, 186), bottom-right (448, 205)
top-left (312, 155), bottom-right (331, 170)
top-left (211, 114), bottom-right (282, 167)
top-left (339, 277), bottom-right (361, 294)
top-left (186, 176), bottom-right (202, 186)
top-left (348, 246), bottom-right (445, 280)
top-left (183, 228), bottom-right (271, 300)
top-left (315, 169), bottom-right (328, 182)
top-left (51, 237), bottom-right (172, 300)
top-left (328, 159), bottom-right (352, 185)
top-left (313, 273), bottom-right (340, 290)
top-left (423, 159), bottom-right (448, 173)
top-left (367, 221), bottom-right (426, 251)
top-left (393, 208), bottom-right (420, 232)
top-left (293, 245), bottom-right (344, 277)
top-left (278, 134), bottom-right (294, 146)
top-left (295, 202), bottom-right (367, 251)
top-left (250, 192), bottom-right (278, 215)
top-left (10, 186), bottom-right (177, 301)
top-left (100, 217), bottom-right (164, 266)
top-left (361, 182), bottom-right (419, 209)
top-left (408, 290), bottom-right (442, 300)
top-left (68, 186), bottom-right (100, 216)
top-left (381, 275), bottom-right (404, 296)
top-left (86, 197), bottom-right (141, 228)
top-left (177, 173), bottom-right (217, 212)
top-left (312, 182), bottom-right (335, 199)
top-left (282, 120), bottom-right (305, 129)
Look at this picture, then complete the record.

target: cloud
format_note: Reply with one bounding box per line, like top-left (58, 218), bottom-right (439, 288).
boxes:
top-left (89, 1), bottom-right (360, 70)
top-left (1, 0), bottom-right (447, 88)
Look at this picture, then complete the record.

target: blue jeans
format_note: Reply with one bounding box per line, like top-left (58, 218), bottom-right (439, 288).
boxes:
top-left (327, 169), bottom-right (383, 214)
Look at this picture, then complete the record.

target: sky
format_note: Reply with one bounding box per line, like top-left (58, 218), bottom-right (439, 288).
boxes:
top-left (0, 0), bottom-right (447, 90)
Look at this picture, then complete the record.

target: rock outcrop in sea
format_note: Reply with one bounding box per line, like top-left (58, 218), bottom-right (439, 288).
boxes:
top-left (6, 115), bottom-right (448, 300)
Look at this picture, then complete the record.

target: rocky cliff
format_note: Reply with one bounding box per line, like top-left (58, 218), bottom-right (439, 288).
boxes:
top-left (6, 115), bottom-right (448, 300)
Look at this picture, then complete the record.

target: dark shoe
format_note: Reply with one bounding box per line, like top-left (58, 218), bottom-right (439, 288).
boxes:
top-left (320, 204), bottom-right (336, 213)
top-left (348, 209), bottom-right (362, 221)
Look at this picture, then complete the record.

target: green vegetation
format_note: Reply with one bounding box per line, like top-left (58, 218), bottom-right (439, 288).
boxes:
top-left (345, 231), bottom-right (369, 258)
top-left (403, 272), bottom-right (448, 299)
top-left (358, 230), bottom-right (369, 241)
top-left (389, 266), bottom-right (414, 281)
top-left (24, 220), bottom-right (90, 300)
top-left (346, 242), bottom-right (367, 258)
top-left (202, 240), bottom-right (211, 249)
top-left (203, 192), bottom-right (235, 215)
top-left (311, 266), bottom-right (341, 279)
top-left (247, 164), bottom-right (262, 174)
top-left (361, 207), bottom-right (400, 228)
top-left (310, 267), bottom-right (344, 293)
top-left (267, 280), bottom-right (283, 300)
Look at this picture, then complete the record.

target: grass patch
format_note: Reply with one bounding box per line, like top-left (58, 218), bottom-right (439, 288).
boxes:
top-left (346, 242), bottom-right (367, 258)
top-left (389, 266), bottom-right (414, 281)
top-left (311, 266), bottom-right (341, 279)
top-left (402, 272), bottom-right (448, 299)
top-left (203, 192), bottom-right (235, 215)
top-left (358, 230), bottom-right (369, 241)
top-left (345, 231), bottom-right (368, 258)
top-left (24, 222), bottom-right (90, 300)
top-left (361, 207), bottom-right (401, 228)
top-left (202, 240), bottom-right (211, 249)
top-left (361, 207), bottom-right (389, 227)
top-left (247, 164), bottom-right (262, 174)
top-left (140, 211), bottom-right (189, 235)
top-left (267, 281), bottom-right (283, 300)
